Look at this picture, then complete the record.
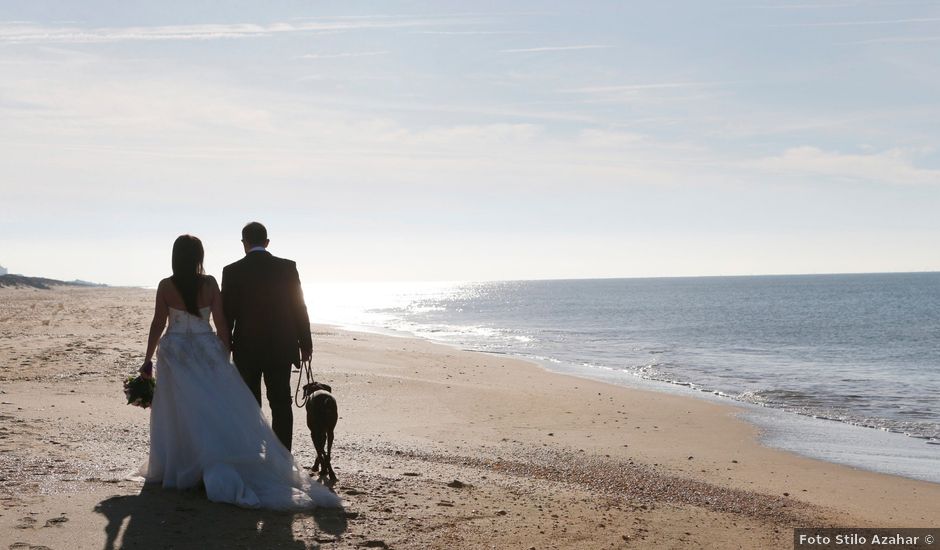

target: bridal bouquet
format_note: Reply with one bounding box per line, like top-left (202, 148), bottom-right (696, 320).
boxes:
top-left (124, 361), bottom-right (155, 408)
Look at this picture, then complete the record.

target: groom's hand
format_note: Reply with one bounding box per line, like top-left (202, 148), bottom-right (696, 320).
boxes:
top-left (301, 347), bottom-right (312, 363)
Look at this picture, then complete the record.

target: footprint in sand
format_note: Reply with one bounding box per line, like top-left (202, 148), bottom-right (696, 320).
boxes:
top-left (14, 516), bottom-right (36, 529)
top-left (44, 516), bottom-right (68, 527)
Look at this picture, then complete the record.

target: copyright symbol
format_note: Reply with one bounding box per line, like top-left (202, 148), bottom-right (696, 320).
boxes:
top-left (926, 534), bottom-right (935, 544)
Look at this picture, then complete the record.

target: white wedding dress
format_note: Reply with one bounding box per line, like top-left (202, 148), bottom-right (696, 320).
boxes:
top-left (138, 306), bottom-right (341, 510)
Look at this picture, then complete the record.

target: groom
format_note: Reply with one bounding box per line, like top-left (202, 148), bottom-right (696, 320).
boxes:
top-left (221, 222), bottom-right (313, 451)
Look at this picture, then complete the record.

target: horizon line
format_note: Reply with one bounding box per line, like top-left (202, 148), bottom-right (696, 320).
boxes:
top-left (5, 268), bottom-right (939, 289)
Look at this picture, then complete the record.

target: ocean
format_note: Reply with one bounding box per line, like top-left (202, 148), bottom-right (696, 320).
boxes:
top-left (306, 273), bottom-right (940, 482)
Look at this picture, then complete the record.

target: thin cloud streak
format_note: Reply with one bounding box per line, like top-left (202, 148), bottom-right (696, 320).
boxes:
top-left (299, 51), bottom-right (390, 60)
top-left (559, 82), bottom-right (724, 94)
top-left (748, 3), bottom-right (861, 8)
top-left (846, 35), bottom-right (940, 44)
top-left (0, 18), bottom-right (460, 44)
top-left (411, 30), bottom-right (534, 35)
top-left (500, 44), bottom-right (611, 53)
top-left (746, 146), bottom-right (940, 186)
top-left (779, 16), bottom-right (940, 27)
top-left (290, 11), bottom-right (555, 20)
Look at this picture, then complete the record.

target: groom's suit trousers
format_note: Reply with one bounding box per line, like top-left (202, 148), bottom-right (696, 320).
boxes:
top-left (235, 354), bottom-right (293, 451)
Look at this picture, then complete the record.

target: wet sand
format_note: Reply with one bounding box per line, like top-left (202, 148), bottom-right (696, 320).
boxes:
top-left (1, 286), bottom-right (937, 549)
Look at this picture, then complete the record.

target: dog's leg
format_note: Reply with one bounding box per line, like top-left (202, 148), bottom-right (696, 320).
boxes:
top-left (312, 431), bottom-right (328, 478)
top-left (311, 431), bottom-right (324, 477)
top-left (326, 429), bottom-right (336, 480)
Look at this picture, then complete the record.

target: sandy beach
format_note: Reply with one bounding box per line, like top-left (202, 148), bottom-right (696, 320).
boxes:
top-left (1, 286), bottom-right (938, 549)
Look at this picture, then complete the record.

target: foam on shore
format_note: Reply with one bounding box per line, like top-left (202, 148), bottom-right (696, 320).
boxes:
top-left (516, 354), bottom-right (940, 484)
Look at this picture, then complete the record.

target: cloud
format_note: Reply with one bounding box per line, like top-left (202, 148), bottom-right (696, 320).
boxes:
top-left (406, 123), bottom-right (542, 147)
top-left (410, 30), bottom-right (534, 35)
top-left (0, 54), bottom-right (722, 200)
top-left (747, 146), bottom-right (940, 185)
top-left (846, 35), bottom-right (940, 44)
top-left (780, 16), bottom-right (940, 27)
top-left (576, 129), bottom-right (647, 148)
top-left (555, 81), bottom-right (727, 107)
top-left (299, 51), bottom-right (390, 60)
top-left (747, 3), bottom-right (862, 8)
top-left (500, 44), bottom-right (611, 53)
top-left (0, 18), bottom-right (457, 44)
top-left (559, 82), bottom-right (723, 94)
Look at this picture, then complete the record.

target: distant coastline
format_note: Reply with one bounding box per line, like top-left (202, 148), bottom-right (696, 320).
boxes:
top-left (0, 274), bottom-right (107, 290)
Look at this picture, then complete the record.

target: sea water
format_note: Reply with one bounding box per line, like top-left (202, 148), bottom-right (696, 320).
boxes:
top-left (306, 273), bottom-right (940, 482)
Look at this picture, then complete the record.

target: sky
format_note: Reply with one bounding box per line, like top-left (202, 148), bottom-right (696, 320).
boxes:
top-left (2, 0), bottom-right (940, 285)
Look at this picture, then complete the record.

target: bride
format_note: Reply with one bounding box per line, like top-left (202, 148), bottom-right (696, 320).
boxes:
top-left (137, 234), bottom-right (341, 510)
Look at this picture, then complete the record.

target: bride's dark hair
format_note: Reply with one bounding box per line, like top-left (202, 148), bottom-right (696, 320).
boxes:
top-left (171, 235), bottom-right (206, 316)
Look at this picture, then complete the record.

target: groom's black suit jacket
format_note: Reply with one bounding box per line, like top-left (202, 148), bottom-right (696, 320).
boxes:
top-left (221, 251), bottom-right (312, 367)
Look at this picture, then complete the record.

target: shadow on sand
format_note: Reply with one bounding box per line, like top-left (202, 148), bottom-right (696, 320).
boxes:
top-left (94, 484), bottom-right (347, 550)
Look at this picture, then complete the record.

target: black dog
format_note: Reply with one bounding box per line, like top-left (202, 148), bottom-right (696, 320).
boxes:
top-left (303, 381), bottom-right (337, 481)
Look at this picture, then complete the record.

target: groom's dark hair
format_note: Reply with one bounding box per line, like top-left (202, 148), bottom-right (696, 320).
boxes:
top-left (242, 222), bottom-right (268, 246)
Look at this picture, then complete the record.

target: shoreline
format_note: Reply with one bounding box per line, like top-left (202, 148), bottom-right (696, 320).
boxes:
top-left (323, 318), bottom-right (940, 485)
top-left (290, 324), bottom-right (940, 528)
top-left (523, 355), bottom-right (940, 485)
top-left (2, 286), bottom-right (938, 549)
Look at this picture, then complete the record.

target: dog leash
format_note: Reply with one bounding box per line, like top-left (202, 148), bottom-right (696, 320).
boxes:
top-left (294, 359), bottom-right (315, 408)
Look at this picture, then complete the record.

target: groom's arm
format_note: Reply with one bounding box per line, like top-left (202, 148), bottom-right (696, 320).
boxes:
top-left (288, 261), bottom-right (313, 363)
top-left (220, 265), bottom-right (237, 350)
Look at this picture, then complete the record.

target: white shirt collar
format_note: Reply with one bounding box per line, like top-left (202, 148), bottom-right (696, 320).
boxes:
top-left (248, 246), bottom-right (267, 253)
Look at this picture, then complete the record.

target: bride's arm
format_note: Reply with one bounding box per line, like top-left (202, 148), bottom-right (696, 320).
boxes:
top-left (208, 277), bottom-right (230, 354)
top-left (144, 280), bottom-right (169, 366)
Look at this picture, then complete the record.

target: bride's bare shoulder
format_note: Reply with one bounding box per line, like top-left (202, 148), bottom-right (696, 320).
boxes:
top-left (199, 276), bottom-right (220, 303)
top-left (202, 274), bottom-right (220, 290)
top-left (153, 278), bottom-right (177, 307)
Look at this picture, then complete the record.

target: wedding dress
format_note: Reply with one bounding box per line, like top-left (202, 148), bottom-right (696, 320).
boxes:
top-left (138, 307), bottom-right (341, 510)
